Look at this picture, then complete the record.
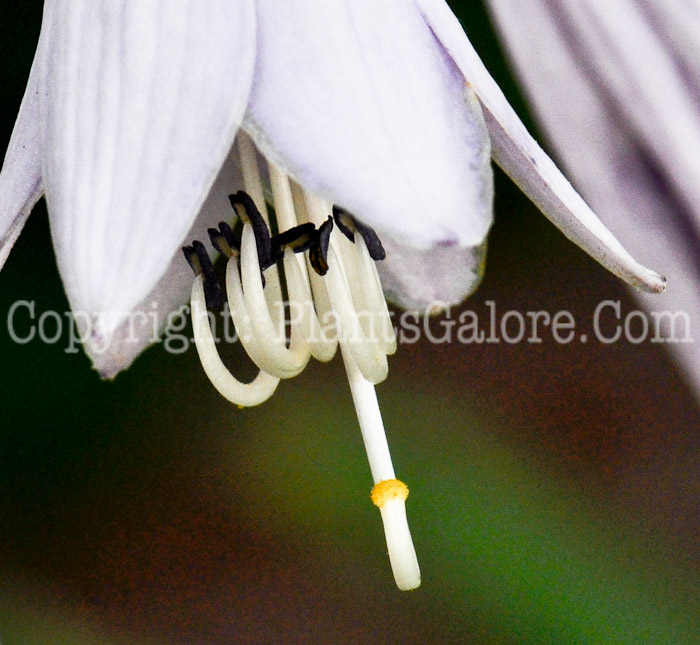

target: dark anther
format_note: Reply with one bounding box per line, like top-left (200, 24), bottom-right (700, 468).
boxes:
top-left (181, 241), bottom-right (225, 309)
top-left (309, 216), bottom-right (334, 276)
top-left (332, 206), bottom-right (356, 243)
top-left (208, 221), bottom-right (240, 259)
top-left (355, 219), bottom-right (386, 261)
top-left (332, 206), bottom-right (386, 261)
top-left (182, 244), bottom-right (202, 277)
top-left (229, 191), bottom-right (273, 270)
top-left (270, 222), bottom-right (317, 264)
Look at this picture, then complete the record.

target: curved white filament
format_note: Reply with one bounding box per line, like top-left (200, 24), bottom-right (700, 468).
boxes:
top-left (190, 275), bottom-right (279, 406)
top-left (268, 160), bottom-right (298, 231)
top-left (325, 243), bottom-right (389, 384)
top-left (283, 248), bottom-right (337, 362)
top-left (224, 257), bottom-right (275, 372)
top-left (240, 225), bottom-right (311, 376)
top-left (225, 228), bottom-right (310, 379)
top-left (237, 133), bottom-right (284, 337)
top-left (270, 163), bottom-right (338, 361)
top-left (352, 235), bottom-right (397, 356)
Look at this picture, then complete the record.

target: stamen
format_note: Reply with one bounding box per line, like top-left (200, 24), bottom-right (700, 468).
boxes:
top-left (353, 235), bottom-right (397, 356)
top-left (229, 191), bottom-right (273, 271)
top-left (309, 216), bottom-right (334, 276)
top-left (333, 206), bottom-right (386, 261)
top-left (271, 222), bottom-right (316, 261)
top-left (288, 190), bottom-right (339, 352)
top-left (268, 158), bottom-right (300, 231)
top-left (182, 244), bottom-right (203, 276)
top-left (208, 221), bottom-right (240, 259)
top-left (234, 223), bottom-right (311, 378)
top-left (332, 206), bottom-right (357, 243)
top-left (325, 244), bottom-right (388, 384)
top-left (236, 134), bottom-right (285, 338)
top-left (190, 274), bottom-right (280, 406)
top-left (265, 164), bottom-right (338, 359)
top-left (282, 247), bottom-right (337, 362)
top-left (182, 241), bottom-right (224, 309)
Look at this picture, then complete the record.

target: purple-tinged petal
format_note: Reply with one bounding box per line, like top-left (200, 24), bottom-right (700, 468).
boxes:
top-left (40, 0), bottom-right (256, 345)
top-left (85, 148), bottom-right (244, 378)
top-left (245, 0), bottom-right (493, 254)
top-left (487, 0), bottom-right (700, 391)
top-left (418, 0), bottom-right (666, 294)
top-left (377, 233), bottom-right (487, 311)
top-left (0, 25), bottom-right (46, 269)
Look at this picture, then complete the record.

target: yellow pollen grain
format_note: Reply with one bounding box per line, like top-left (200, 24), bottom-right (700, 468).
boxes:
top-left (371, 479), bottom-right (409, 508)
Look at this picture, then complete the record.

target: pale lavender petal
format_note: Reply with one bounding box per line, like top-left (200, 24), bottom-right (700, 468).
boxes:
top-left (377, 234), bottom-right (487, 311)
top-left (40, 0), bottom-right (256, 344)
top-left (85, 148), bottom-right (244, 378)
top-left (245, 0), bottom-right (493, 255)
top-left (0, 23), bottom-right (46, 269)
top-left (487, 0), bottom-right (700, 390)
top-left (417, 0), bottom-right (666, 294)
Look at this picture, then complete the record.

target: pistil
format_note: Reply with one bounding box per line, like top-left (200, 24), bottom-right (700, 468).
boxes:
top-left (343, 350), bottom-right (421, 590)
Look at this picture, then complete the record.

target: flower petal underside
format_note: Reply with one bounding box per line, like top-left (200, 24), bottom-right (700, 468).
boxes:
top-left (0, 25), bottom-right (46, 270)
top-left (377, 216), bottom-right (488, 311)
top-left (532, 0), bottom-right (700, 225)
top-left (245, 0), bottom-right (494, 252)
top-left (418, 0), bottom-right (666, 294)
top-left (376, 80), bottom-right (492, 309)
top-left (86, 148), bottom-right (247, 378)
top-left (40, 0), bottom-right (256, 345)
top-left (487, 0), bottom-right (700, 390)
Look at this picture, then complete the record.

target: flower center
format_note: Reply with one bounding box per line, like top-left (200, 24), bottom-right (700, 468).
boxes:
top-left (183, 133), bottom-right (420, 591)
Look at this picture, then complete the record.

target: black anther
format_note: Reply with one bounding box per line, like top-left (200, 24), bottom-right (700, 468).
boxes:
top-left (332, 206), bottom-right (386, 261)
top-left (208, 221), bottom-right (240, 258)
top-left (332, 206), bottom-right (356, 243)
top-left (181, 240), bottom-right (224, 309)
top-left (182, 244), bottom-right (202, 276)
top-left (309, 217), bottom-right (334, 276)
top-left (271, 222), bottom-right (317, 264)
top-left (229, 191), bottom-right (273, 270)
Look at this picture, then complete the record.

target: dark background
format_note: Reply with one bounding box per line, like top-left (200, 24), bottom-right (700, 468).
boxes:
top-left (0, 2), bottom-right (698, 643)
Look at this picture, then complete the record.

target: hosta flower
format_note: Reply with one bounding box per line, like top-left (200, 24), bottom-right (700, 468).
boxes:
top-left (486, 0), bottom-right (700, 391)
top-left (0, 0), bottom-right (665, 589)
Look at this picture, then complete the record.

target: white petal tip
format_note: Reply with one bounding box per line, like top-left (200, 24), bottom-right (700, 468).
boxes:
top-left (81, 316), bottom-right (150, 380)
top-left (635, 270), bottom-right (667, 294)
top-left (378, 235), bottom-right (488, 311)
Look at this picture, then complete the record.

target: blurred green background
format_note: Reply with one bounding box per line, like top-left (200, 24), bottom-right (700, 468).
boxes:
top-left (1, 2), bottom-right (699, 643)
